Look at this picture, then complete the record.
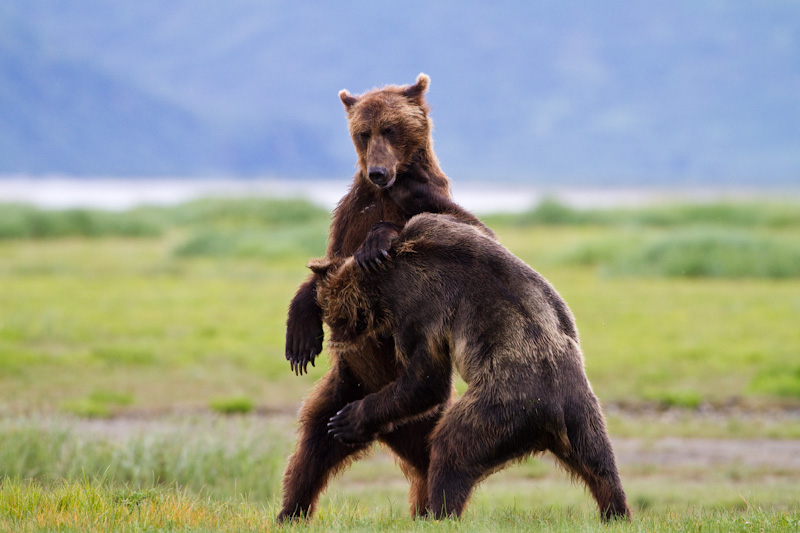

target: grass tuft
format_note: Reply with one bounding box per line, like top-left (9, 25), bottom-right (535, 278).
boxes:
top-left (61, 390), bottom-right (135, 419)
top-left (748, 364), bottom-right (800, 398)
top-left (210, 396), bottom-right (255, 415)
top-left (643, 389), bottom-right (703, 410)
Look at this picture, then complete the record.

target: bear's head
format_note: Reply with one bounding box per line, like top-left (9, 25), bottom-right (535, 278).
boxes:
top-left (339, 73), bottom-right (432, 190)
top-left (308, 256), bottom-right (384, 341)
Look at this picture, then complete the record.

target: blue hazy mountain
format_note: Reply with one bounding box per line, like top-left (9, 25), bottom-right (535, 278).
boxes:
top-left (1, 1), bottom-right (798, 185)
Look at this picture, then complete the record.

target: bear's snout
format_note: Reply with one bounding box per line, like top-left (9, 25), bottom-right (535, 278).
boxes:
top-left (368, 166), bottom-right (387, 181)
top-left (368, 166), bottom-right (395, 188)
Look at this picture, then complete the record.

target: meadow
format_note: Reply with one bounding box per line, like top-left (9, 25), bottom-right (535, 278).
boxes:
top-left (0, 197), bottom-right (799, 531)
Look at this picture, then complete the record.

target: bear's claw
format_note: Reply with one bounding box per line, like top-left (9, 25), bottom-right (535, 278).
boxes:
top-left (354, 223), bottom-right (399, 274)
top-left (327, 402), bottom-right (375, 445)
top-left (285, 328), bottom-right (322, 376)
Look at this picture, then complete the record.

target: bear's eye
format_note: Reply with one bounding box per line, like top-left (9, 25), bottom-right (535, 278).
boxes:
top-left (357, 131), bottom-right (370, 143)
top-left (380, 126), bottom-right (395, 137)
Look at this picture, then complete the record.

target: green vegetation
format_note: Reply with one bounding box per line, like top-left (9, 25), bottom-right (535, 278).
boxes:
top-left (0, 198), bottom-right (798, 408)
top-left (62, 390), bottom-right (135, 418)
top-left (0, 416), bottom-right (288, 502)
top-left (487, 198), bottom-right (800, 229)
top-left (486, 200), bottom-right (800, 279)
top-left (173, 226), bottom-right (327, 259)
top-left (0, 477), bottom-right (274, 532)
top-left (2, 475), bottom-right (798, 532)
top-left (0, 204), bottom-right (162, 239)
top-left (0, 197), bottom-right (329, 238)
top-left (210, 395), bottom-right (255, 415)
top-left (1, 197), bottom-right (799, 531)
top-left (557, 230), bottom-right (800, 279)
top-left (1, 415), bottom-right (799, 531)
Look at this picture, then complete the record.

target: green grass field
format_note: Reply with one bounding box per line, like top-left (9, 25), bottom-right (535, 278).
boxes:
top-left (1, 198), bottom-right (799, 531)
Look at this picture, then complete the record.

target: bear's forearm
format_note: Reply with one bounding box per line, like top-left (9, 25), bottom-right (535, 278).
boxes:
top-left (361, 352), bottom-right (452, 428)
top-left (287, 275), bottom-right (321, 331)
top-left (285, 275), bottom-right (324, 374)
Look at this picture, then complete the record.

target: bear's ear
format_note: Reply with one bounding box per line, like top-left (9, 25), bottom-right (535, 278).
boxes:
top-left (307, 257), bottom-right (334, 277)
top-left (339, 89), bottom-right (359, 110)
top-left (402, 73), bottom-right (430, 103)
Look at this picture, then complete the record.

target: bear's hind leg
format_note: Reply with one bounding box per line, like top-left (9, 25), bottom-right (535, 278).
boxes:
top-left (427, 458), bottom-right (481, 520)
top-left (427, 393), bottom-right (535, 519)
top-left (380, 404), bottom-right (448, 517)
top-left (277, 367), bottom-right (370, 522)
top-left (550, 397), bottom-right (630, 521)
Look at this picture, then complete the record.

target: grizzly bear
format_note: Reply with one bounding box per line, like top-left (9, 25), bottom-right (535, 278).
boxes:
top-left (279, 74), bottom-right (492, 522)
top-left (311, 213), bottom-right (631, 521)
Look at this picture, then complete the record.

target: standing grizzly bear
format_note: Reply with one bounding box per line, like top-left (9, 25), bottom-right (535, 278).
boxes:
top-left (311, 213), bottom-right (631, 521)
top-left (279, 74), bottom-right (491, 522)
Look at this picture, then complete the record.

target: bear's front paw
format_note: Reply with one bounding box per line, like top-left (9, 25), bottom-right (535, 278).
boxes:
top-left (285, 317), bottom-right (323, 376)
top-left (353, 239), bottom-right (390, 274)
top-left (354, 223), bottom-right (399, 274)
top-left (327, 401), bottom-right (377, 445)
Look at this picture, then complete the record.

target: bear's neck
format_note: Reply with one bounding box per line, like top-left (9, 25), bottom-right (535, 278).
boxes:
top-left (405, 140), bottom-right (451, 196)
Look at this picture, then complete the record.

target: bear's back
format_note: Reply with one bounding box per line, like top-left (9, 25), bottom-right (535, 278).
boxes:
top-left (395, 213), bottom-right (579, 343)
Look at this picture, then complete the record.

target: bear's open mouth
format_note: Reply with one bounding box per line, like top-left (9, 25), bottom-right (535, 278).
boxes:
top-left (378, 176), bottom-right (396, 189)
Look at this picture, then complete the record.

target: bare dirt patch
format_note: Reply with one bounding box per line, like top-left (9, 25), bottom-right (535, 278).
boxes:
top-left (49, 406), bottom-right (800, 473)
top-left (612, 437), bottom-right (800, 470)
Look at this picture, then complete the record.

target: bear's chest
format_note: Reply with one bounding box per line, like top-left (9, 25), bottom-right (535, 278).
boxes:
top-left (327, 333), bottom-right (403, 393)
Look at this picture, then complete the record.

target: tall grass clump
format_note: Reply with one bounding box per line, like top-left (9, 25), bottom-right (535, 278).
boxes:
top-left (61, 390), bottom-right (136, 419)
top-left (0, 204), bottom-right (163, 239)
top-left (490, 200), bottom-right (800, 229)
top-left (0, 416), bottom-right (289, 501)
top-left (607, 231), bottom-right (800, 278)
top-left (168, 198), bottom-right (330, 259)
top-left (0, 197), bottom-right (330, 244)
top-left (210, 395), bottom-right (255, 415)
top-left (749, 364), bottom-right (800, 398)
top-left (0, 477), bottom-right (273, 531)
top-left (148, 197), bottom-right (330, 229)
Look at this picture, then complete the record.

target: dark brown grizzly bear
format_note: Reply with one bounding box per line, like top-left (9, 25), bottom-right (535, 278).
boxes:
top-left (311, 213), bottom-right (631, 521)
top-left (279, 74), bottom-right (492, 522)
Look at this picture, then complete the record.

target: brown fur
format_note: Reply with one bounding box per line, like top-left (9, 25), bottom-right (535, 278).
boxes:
top-left (316, 214), bottom-right (631, 521)
top-left (279, 75), bottom-right (490, 522)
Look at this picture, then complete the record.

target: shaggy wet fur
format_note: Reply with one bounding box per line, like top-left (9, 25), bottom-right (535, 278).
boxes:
top-left (279, 75), bottom-right (490, 522)
top-left (311, 214), bottom-right (631, 521)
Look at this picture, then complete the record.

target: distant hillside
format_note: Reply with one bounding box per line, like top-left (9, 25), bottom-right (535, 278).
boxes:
top-left (1, 1), bottom-right (798, 185)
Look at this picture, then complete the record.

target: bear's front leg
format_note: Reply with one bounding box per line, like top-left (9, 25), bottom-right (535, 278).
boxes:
top-left (328, 338), bottom-right (453, 445)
